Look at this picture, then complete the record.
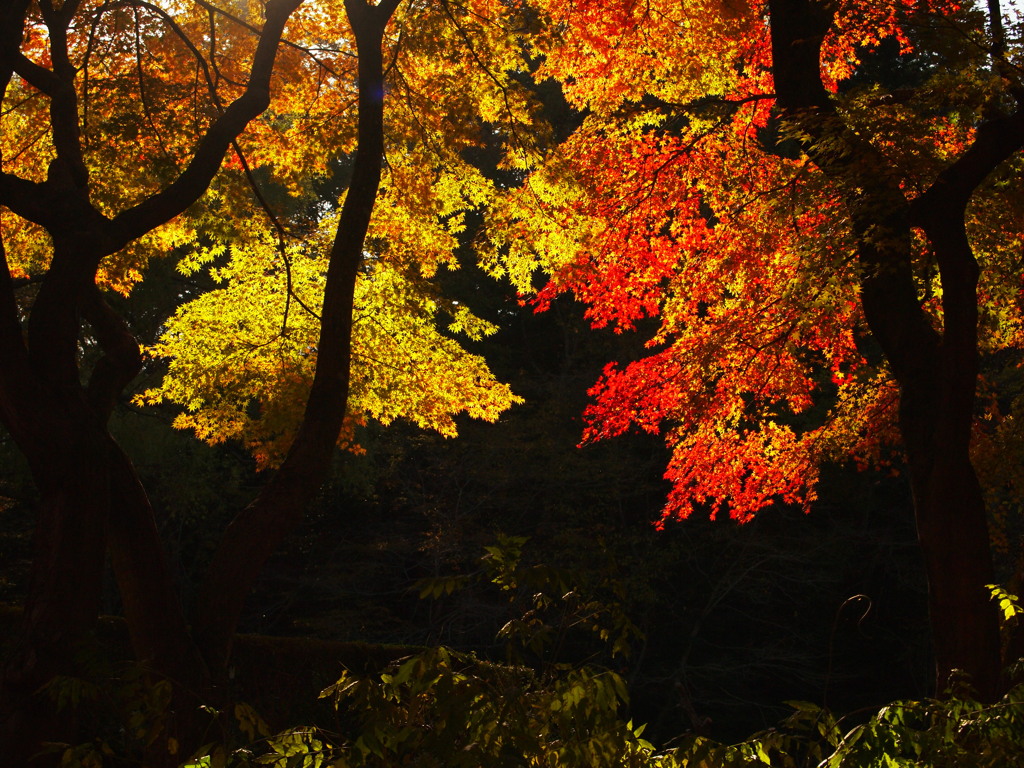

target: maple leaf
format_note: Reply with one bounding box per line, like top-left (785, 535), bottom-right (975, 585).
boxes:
top-left (491, 0), bottom-right (1005, 525)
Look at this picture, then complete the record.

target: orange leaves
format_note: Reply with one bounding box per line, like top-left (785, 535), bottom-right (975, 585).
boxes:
top-left (1, 0), bottom-right (301, 288)
top-left (577, 271), bottom-right (868, 522)
top-left (490, 0), bottom-right (976, 523)
top-left (482, 0), bottom-right (1024, 529)
top-left (523, 126), bottom-right (890, 521)
top-left (80, 2), bottom-right (252, 200)
top-left (530, 0), bottom-right (766, 113)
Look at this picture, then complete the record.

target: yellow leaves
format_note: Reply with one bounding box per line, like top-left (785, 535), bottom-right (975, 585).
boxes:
top-left (176, 242), bottom-right (227, 277)
top-left (96, 219), bottom-right (196, 294)
top-left (349, 253), bottom-right (520, 438)
top-left (986, 585), bottom-right (1022, 625)
top-left (0, 210), bottom-right (50, 279)
top-left (372, 159), bottom-right (494, 278)
top-left (482, 130), bottom-right (615, 294)
top-left (446, 303), bottom-right (497, 341)
top-left (142, 220), bottom-right (519, 467)
top-left (0, 77), bottom-right (53, 185)
top-left (19, 0), bottom-right (539, 466)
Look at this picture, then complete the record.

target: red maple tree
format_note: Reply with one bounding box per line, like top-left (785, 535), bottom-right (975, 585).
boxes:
top-left (492, 0), bottom-right (1024, 698)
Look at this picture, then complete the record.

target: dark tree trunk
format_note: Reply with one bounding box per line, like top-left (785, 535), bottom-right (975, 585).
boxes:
top-left (194, 0), bottom-right (403, 674)
top-left (767, 0), bottom-right (1022, 699)
top-left (0, 0), bottom-right (304, 761)
top-left (0, 411), bottom-right (109, 766)
top-left (1, 0), bottom-right (407, 755)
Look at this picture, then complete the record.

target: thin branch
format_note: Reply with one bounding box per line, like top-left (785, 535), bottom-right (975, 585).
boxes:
top-left (986, 0), bottom-right (1024, 105)
top-left (436, 0), bottom-right (531, 158)
top-left (10, 51), bottom-right (60, 95)
top-left (908, 109), bottom-right (1024, 225)
top-left (988, 0), bottom-right (1006, 63)
top-left (129, 0), bottom-right (222, 107)
top-left (110, 0), bottom-right (302, 246)
top-left (206, 7), bottom-right (244, 89)
top-left (133, 6), bottom-right (174, 163)
top-left (229, 138), bottom-right (323, 325)
top-left (191, 0), bottom-right (345, 79)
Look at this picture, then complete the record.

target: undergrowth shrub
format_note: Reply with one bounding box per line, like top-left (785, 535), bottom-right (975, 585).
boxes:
top-left (54, 541), bottom-right (1024, 767)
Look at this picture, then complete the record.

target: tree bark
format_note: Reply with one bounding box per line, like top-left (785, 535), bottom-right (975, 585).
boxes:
top-left (194, 0), bottom-right (403, 674)
top-left (0, 0), bottom-right (304, 761)
top-left (0, 408), bottom-right (109, 766)
top-left (767, 0), bottom-right (1021, 699)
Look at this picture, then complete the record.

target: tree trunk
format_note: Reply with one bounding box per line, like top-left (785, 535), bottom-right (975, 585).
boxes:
top-left (0, 399), bottom-right (109, 765)
top-left (767, 0), bottom-right (1021, 699)
top-left (0, 0), bottom-right (306, 760)
top-left (194, 0), bottom-right (404, 675)
top-left (911, 451), bottom-right (999, 697)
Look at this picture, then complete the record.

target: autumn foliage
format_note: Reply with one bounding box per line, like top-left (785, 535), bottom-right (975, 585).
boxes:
top-left (2, 0), bottom-right (1024, 760)
top-left (0, 0), bottom-right (541, 761)
top-left (482, 0), bottom-right (1024, 697)
top-left (489, 0), bottom-right (1020, 525)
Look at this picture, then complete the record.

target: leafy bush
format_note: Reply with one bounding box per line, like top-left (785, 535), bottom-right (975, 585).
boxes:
top-left (56, 543), bottom-right (1024, 767)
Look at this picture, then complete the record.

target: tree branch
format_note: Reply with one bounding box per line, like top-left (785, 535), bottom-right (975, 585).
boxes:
top-left (109, 0), bottom-right (303, 246)
top-left (0, 231), bottom-right (33, 442)
top-left (81, 284), bottom-right (142, 423)
top-left (7, 51), bottom-right (59, 94)
top-left (909, 110), bottom-right (1024, 224)
top-left (37, 0), bottom-right (89, 189)
top-left (191, 0), bottom-right (346, 78)
top-left (0, 174), bottom-right (54, 226)
top-left (907, 109), bottom-right (1024, 452)
top-left (767, 0), bottom-right (937, 391)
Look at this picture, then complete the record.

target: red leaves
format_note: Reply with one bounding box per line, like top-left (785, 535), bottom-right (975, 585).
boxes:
top-left (503, 104), bottom-right (876, 519)
top-left (661, 423), bottom-right (817, 524)
top-left (492, 0), bottom-right (1006, 525)
top-left (581, 353), bottom-right (686, 442)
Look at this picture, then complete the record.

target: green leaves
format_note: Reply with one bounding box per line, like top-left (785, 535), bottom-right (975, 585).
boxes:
top-left (987, 584), bottom-right (1023, 625)
top-left (320, 648), bottom-right (642, 768)
top-left (817, 689), bottom-right (1024, 768)
top-left (257, 729), bottom-right (331, 768)
top-left (309, 537), bottom-right (650, 767)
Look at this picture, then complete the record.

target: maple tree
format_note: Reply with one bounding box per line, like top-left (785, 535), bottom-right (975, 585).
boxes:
top-left (489, 0), bottom-right (1024, 699)
top-left (0, 0), bottom-right (538, 761)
